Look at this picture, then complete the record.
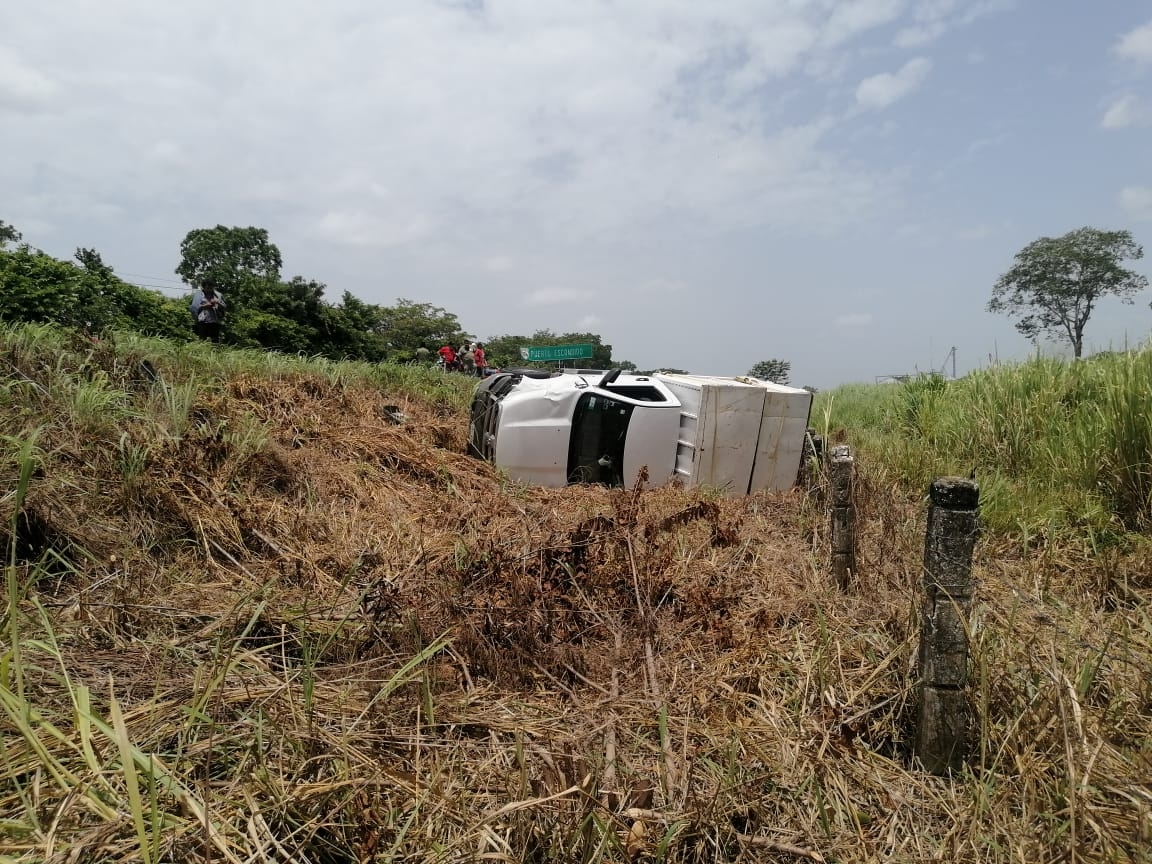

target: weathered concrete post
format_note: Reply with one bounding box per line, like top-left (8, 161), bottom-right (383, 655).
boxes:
top-left (915, 476), bottom-right (979, 775)
top-left (828, 444), bottom-right (856, 589)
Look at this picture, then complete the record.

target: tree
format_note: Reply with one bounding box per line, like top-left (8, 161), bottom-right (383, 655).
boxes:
top-left (0, 246), bottom-right (85, 323)
top-left (0, 239), bottom-right (190, 337)
top-left (0, 220), bottom-right (21, 249)
top-left (988, 227), bottom-right (1147, 359)
top-left (378, 299), bottom-right (468, 360)
top-left (72, 247), bottom-right (189, 338)
top-left (324, 292), bottom-right (391, 361)
top-left (175, 225), bottom-right (283, 298)
top-left (748, 358), bottom-right (791, 385)
top-left (74, 247), bottom-right (115, 280)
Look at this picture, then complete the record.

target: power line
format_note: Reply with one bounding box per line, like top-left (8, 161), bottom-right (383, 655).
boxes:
top-left (120, 271), bottom-right (185, 285)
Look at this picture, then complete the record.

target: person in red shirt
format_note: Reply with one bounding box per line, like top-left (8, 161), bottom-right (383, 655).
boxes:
top-left (473, 342), bottom-right (487, 377)
top-left (438, 344), bottom-right (457, 370)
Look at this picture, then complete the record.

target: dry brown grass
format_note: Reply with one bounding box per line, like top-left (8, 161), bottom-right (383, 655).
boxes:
top-left (0, 335), bottom-right (1149, 863)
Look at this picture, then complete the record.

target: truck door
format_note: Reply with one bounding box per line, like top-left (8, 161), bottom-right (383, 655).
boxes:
top-left (566, 393), bottom-right (634, 487)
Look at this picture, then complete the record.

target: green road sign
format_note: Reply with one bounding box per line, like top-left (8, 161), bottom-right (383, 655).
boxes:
top-left (519, 343), bottom-right (595, 362)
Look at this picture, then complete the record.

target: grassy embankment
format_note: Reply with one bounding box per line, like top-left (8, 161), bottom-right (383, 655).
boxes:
top-left (815, 351), bottom-right (1152, 546)
top-left (1, 323), bottom-right (1149, 863)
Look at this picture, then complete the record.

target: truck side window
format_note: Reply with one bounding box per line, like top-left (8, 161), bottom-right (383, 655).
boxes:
top-left (567, 393), bottom-right (634, 487)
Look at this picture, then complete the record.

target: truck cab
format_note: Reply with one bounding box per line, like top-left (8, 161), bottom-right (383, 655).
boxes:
top-left (469, 370), bottom-right (680, 488)
top-left (468, 369), bottom-right (812, 495)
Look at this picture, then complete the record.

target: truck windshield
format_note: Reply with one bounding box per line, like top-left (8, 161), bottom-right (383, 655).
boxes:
top-left (567, 393), bottom-right (634, 487)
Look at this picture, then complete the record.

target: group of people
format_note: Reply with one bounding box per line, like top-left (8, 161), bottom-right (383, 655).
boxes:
top-left (433, 341), bottom-right (487, 376)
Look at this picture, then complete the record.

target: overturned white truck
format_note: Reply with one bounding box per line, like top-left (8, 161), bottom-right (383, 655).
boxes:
top-left (468, 369), bottom-right (813, 496)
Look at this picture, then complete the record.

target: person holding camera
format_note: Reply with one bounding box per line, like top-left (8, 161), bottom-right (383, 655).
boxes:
top-left (190, 277), bottom-right (226, 342)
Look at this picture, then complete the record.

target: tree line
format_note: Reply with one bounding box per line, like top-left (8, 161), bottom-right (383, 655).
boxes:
top-left (8, 217), bottom-right (1136, 381)
top-left (0, 221), bottom-right (635, 370)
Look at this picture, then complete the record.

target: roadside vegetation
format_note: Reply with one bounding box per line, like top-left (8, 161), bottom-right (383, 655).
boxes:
top-left (815, 349), bottom-right (1152, 546)
top-left (1, 323), bottom-right (1149, 863)
top-left (0, 220), bottom-right (639, 372)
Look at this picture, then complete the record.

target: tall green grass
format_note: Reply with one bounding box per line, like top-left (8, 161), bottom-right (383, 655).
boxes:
top-left (815, 348), bottom-right (1152, 541)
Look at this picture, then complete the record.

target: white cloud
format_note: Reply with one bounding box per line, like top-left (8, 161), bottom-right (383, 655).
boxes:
top-left (954, 218), bottom-right (1012, 241)
top-left (895, 21), bottom-right (947, 48)
top-left (821, 0), bottom-right (905, 48)
top-left (726, 21), bottom-right (818, 92)
top-left (0, 48), bottom-right (57, 112)
top-left (316, 210), bottom-right (436, 248)
top-left (482, 256), bottom-right (514, 273)
top-left (855, 58), bottom-right (932, 110)
top-left (1102, 94), bottom-right (1152, 129)
top-left (1119, 186), bottom-right (1152, 221)
top-left (956, 224), bottom-right (992, 240)
top-left (834, 313), bottom-right (873, 327)
top-left (6, 215), bottom-right (56, 237)
top-left (0, 0), bottom-right (942, 255)
top-left (894, 0), bottom-right (1011, 48)
top-left (524, 287), bottom-right (595, 306)
top-left (960, 133), bottom-right (1009, 162)
top-left (1116, 19), bottom-right (1152, 64)
top-left (636, 278), bottom-right (686, 295)
top-left (147, 140), bottom-right (186, 164)
top-left (577, 314), bottom-right (602, 328)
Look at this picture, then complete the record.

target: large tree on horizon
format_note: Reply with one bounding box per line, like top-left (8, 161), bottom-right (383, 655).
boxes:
top-left (748, 358), bottom-right (791, 385)
top-left (175, 225), bottom-right (283, 297)
top-left (378, 298), bottom-right (469, 357)
top-left (988, 227), bottom-right (1147, 359)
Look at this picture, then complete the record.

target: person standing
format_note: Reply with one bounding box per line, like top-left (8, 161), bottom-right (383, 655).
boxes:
top-left (461, 342), bottom-right (475, 375)
top-left (190, 278), bottom-right (226, 343)
top-left (473, 342), bottom-right (487, 377)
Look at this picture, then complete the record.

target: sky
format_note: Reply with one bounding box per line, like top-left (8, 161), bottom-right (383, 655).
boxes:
top-left (2, 1), bottom-right (1151, 388)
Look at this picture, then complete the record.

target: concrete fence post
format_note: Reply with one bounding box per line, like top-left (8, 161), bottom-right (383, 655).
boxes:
top-left (915, 476), bottom-right (980, 775)
top-left (828, 444), bottom-right (856, 590)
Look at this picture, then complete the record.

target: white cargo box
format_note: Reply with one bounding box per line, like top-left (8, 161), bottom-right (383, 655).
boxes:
top-left (653, 374), bottom-right (812, 496)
